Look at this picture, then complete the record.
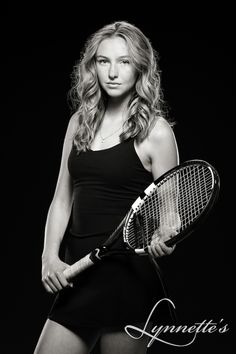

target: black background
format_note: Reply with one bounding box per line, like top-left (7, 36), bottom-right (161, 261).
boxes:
top-left (5, 4), bottom-right (234, 354)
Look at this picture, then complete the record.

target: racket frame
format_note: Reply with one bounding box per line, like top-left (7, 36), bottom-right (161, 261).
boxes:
top-left (123, 159), bottom-right (220, 251)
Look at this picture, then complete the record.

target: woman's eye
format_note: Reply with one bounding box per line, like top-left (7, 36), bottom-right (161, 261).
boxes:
top-left (121, 60), bottom-right (130, 64)
top-left (98, 59), bottom-right (108, 65)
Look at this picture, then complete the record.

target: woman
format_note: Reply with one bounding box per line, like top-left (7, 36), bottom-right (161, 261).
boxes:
top-left (34, 21), bottom-right (179, 354)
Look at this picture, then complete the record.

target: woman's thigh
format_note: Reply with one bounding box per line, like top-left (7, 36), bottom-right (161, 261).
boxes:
top-left (100, 324), bottom-right (151, 354)
top-left (33, 319), bottom-right (100, 354)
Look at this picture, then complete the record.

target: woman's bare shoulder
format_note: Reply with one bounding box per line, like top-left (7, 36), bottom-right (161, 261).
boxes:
top-left (147, 117), bottom-right (179, 168)
top-left (149, 117), bottom-right (174, 142)
top-left (69, 112), bottom-right (79, 130)
top-left (65, 112), bottom-right (79, 139)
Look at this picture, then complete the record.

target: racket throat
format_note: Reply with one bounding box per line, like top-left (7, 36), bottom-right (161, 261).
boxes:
top-left (134, 214), bottom-right (149, 249)
top-left (89, 246), bottom-right (108, 263)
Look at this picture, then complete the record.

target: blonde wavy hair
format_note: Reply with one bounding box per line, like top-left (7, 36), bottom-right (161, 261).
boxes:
top-left (69, 21), bottom-right (172, 152)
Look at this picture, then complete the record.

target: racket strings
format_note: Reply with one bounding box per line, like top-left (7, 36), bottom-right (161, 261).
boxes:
top-left (178, 167), bottom-right (212, 228)
top-left (125, 164), bottom-right (214, 249)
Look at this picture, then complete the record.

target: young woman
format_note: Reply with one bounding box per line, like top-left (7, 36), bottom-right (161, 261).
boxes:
top-left (34, 21), bottom-right (179, 354)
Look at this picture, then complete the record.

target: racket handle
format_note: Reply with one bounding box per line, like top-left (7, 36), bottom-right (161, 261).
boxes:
top-left (63, 253), bottom-right (94, 281)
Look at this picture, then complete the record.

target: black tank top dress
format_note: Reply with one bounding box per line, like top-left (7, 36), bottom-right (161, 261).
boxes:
top-left (48, 138), bottom-right (171, 331)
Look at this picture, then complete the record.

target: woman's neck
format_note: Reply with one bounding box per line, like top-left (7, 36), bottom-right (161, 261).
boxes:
top-left (105, 94), bottom-right (131, 121)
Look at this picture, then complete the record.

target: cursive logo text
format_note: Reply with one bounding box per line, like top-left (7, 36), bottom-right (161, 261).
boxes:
top-left (125, 298), bottom-right (229, 347)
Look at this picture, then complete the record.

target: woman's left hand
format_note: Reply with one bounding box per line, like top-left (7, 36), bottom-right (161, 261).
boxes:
top-left (147, 224), bottom-right (177, 258)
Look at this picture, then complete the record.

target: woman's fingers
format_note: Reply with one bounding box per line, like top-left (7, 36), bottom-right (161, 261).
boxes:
top-left (43, 282), bottom-right (55, 294)
top-left (148, 242), bottom-right (175, 258)
top-left (148, 241), bottom-right (164, 258)
top-left (41, 257), bottom-right (74, 293)
top-left (148, 231), bottom-right (176, 258)
top-left (42, 272), bottom-right (63, 293)
top-left (56, 270), bottom-right (73, 289)
top-left (159, 241), bottom-right (176, 255)
top-left (42, 273), bottom-right (59, 293)
top-left (42, 269), bottom-right (73, 293)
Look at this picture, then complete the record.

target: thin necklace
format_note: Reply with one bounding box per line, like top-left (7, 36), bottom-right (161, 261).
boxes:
top-left (99, 125), bottom-right (123, 143)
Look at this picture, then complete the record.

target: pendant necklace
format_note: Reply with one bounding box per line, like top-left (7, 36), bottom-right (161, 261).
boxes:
top-left (99, 125), bottom-right (123, 143)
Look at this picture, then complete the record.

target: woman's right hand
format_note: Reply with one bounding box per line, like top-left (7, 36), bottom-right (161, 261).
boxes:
top-left (41, 254), bottom-right (73, 294)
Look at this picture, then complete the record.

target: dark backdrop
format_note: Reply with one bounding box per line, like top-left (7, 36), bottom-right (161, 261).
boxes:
top-left (5, 5), bottom-right (234, 354)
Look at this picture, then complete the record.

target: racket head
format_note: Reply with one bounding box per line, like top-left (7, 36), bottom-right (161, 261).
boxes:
top-left (123, 159), bottom-right (220, 251)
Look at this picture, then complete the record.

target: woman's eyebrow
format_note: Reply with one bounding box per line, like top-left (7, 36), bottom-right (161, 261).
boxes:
top-left (96, 55), bottom-right (131, 59)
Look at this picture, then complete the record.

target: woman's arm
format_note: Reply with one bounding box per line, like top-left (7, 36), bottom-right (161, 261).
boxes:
top-left (146, 118), bottom-right (179, 258)
top-left (148, 118), bottom-right (179, 180)
top-left (41, 114), bottom-right (78, 293)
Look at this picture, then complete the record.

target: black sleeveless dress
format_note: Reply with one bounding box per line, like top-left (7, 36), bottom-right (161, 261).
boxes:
top-left (48, 138), bottom-right (170, 331)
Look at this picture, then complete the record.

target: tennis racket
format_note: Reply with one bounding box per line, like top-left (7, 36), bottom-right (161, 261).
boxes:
top-left (63, 159), bottom-right (220, 280)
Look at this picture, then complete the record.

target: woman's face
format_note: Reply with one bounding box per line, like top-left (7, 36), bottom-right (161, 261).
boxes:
top-left (95, 36), bottom-right (138, 99)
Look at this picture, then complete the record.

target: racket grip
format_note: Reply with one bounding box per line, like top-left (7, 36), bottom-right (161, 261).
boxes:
top-left (63, 253), bottom-right (94, 281)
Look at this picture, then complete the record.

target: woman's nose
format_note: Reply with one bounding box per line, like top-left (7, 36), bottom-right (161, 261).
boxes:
top-left (108, 63), bottom-right (118, 79)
